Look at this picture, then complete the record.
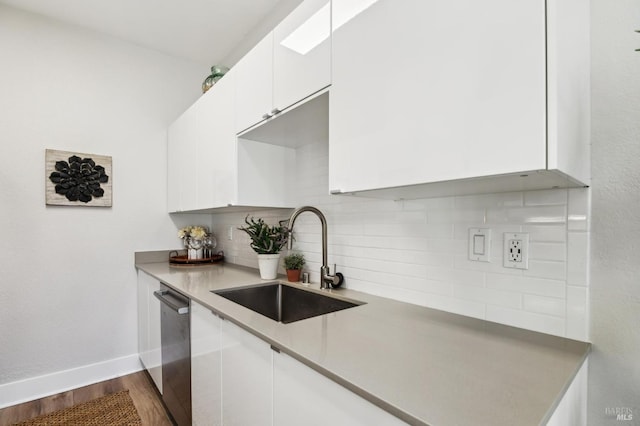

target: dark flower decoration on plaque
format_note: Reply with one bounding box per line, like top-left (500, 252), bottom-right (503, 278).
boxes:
top-left (49, 155), bottom-right (109, 203)
top-left (45, 149), bottom-right (112, 207)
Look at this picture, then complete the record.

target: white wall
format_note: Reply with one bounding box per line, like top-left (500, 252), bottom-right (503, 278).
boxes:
top-left (0, 5), bottom-right (209, 406)
top-left (589, 1), bottom-right (640, 424)
top-left (212, 139), bottom-right (590, 341)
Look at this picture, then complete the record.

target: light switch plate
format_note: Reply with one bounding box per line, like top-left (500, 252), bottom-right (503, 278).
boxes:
top-left (468, 228), bottom-right (491, 262)
top-left (503, 232), bottom-right (529, 269)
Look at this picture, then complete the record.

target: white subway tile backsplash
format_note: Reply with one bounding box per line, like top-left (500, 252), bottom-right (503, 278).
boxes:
top-left (404, 197), bottom-right (455, 210)
top-left (425, 238), bottom-right (461, 254)
top-left (421, 293), bottom-right (486, 320)
top-left (453, 254), bottom-right (522, 276)
top-left (524, 260), bottom-right (566, 281)
top-left (568, 188), bottom-right (590, 231)
top-left (209, 139), bottom-right (589, 341)
top-left (485, 274), bottom-right (566, 298)
top-left (567, 232), bottom-right (589, 286)
top-left (524, 189), bottom-right (568, 206)
top-left (454, 192), bottom-right (523, 209)
top-left (425, 266), bottom-right (485, 287)
top-left (486, 305), bottom-right (566, 336)
top-left (529, 242), bottom-right (566, 261)
top-left (363, 222), bottom-right (452, 238)
top-left (427, 208), bottom-right (486, 224)
top-left (523, 295), bottom-right (566, 317)
top-left (489, 205), bottom-right (567, 225)
top-left (522, 225), bottom-right (567, 242)
top-left (566, 286), bottom-right (589, 341)
top-left (421, 279), bottom-right (456, 296)
top-left (453, 284), bottom-right (522, 309)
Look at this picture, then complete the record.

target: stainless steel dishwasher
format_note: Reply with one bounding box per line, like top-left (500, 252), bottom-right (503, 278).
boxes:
top-left (154, 284), bottom-right (191, 426)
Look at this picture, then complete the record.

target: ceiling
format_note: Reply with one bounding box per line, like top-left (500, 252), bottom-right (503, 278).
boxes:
top-left (0, 0), bottom-right (288, 66)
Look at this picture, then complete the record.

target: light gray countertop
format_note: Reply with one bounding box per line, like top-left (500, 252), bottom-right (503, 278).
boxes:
top-left (136, 258), bottom-right (590, 426)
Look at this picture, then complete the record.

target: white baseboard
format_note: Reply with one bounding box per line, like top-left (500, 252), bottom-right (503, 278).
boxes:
top-left (0, 354), bottom-right (143, 409)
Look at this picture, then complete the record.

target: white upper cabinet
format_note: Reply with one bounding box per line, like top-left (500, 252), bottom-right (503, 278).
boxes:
top-left (195, 73), bottom-right (236, 210)
top-left (235, 35), bottom-right (274, 134)
top-left (272, 0), bottom-right (331, 112)
top-left (168, 102), bottom-right (198, 212)
top-left (329, 0), bottom-right (590, 199)
top-left (235, 0), bottom-right (331, 133)
top-left (168, 69), bottom-right (295, 213)
top-left (168, 72), bottom-right (236, 213)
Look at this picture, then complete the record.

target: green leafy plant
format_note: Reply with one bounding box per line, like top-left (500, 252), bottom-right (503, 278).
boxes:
top-left (283, 252), bottom-right (305, 270)
top-left (238, 215), bottom-right (289, 254)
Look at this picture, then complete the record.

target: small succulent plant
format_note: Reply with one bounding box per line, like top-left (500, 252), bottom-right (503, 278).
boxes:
top-left (238, 215), bottom-right (289, 255)
top-left (283, 252), bottom-right (305, 270)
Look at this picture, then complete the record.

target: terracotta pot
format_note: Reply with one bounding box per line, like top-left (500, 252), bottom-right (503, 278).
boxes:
top-left (286, 269), bottom-right (301, 282)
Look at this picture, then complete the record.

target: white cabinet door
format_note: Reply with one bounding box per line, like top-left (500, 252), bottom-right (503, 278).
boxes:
top-left (329, 0), bottom-right (547, 194)
top-left (167, 103), bottom-right (198, 212)
top-left (236, 0), bottom-right (331, 134)
top-left (545, 360), bottom-right (588, 426)
top-left (274, 351), bottom-right (407, 425)
top-left (273, 0), bottom-right (331, 112)
top-left (167, 120), bottom-right (182, 213)
top-left (137, 270), bottom-right (162, 393)
top-left (235, 34), bottom-right (274, 133)
top-left (168, 72), bottom-right (237, 212)
top-left (191, 301), bottom-right (222, 426)
top-left (221, 320), bottom-right (272, 426)
top-left (196, 72), bottom-right (237, 209)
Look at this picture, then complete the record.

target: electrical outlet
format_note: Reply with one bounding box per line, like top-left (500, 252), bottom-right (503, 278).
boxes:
top-left (227, 226), bottom-right (233, 241)
top-left (508, 239), bottom-right (523, 262)
top-left (503, 233), bottom-right (529, 269)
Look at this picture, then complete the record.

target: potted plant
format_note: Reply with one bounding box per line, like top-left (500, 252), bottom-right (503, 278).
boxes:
top-left (238, 215), bottom-right (289, 279)
top-left (283, 252), bottom-right (305, 282)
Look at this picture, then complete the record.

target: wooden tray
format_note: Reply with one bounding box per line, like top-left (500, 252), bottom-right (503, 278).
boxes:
top-left (169, 252), bottom-right (224, 266)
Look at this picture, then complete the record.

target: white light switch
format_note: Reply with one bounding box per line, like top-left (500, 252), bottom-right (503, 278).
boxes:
top-left (468, 228), bottom-right (491, 262)
top-left (473, 235), bottom-right (485, 255)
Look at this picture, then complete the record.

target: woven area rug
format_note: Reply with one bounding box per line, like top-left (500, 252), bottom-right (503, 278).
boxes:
top-left (14, 390), bottom-right (142, 426)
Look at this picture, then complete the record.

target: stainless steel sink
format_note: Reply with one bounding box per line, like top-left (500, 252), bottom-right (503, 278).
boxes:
top-left (212, 283), bottom-right (363, 324)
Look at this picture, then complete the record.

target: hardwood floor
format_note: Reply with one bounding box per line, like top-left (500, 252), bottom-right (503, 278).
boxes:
top-left (0, 371), bottom-right (173, 425)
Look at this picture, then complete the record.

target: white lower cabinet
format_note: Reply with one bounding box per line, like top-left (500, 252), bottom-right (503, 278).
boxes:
top-left (273, 351), bottom-right (407, 425)
top-left (189, 302), bottom-right (406, 425)
top-left (221, 319), bottom-right (273, 426)
top-left (136, 270), bottom-right (162, 393)
top-left (545, 360), bottom-right (588, 426)
top-left (191, 301), bottom-right (222, 426)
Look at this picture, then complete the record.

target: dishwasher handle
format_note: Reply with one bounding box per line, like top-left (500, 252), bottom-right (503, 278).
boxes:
top-left (154, 290), bottom-right (189, 315)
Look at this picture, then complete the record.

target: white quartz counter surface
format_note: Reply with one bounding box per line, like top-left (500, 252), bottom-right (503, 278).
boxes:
top-left (136, 260), bottom-right (590, 426)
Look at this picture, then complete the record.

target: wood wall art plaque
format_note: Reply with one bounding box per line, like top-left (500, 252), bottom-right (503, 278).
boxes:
top-left (45, 149), bottom-right (112, 207)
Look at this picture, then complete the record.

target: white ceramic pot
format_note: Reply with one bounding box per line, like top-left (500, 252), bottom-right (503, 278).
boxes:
top-left (257, 253), bottom-right (281, 279)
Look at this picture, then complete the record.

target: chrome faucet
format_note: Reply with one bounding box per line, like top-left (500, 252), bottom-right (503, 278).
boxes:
top-left (287, 206), bottom-right (343, 289)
